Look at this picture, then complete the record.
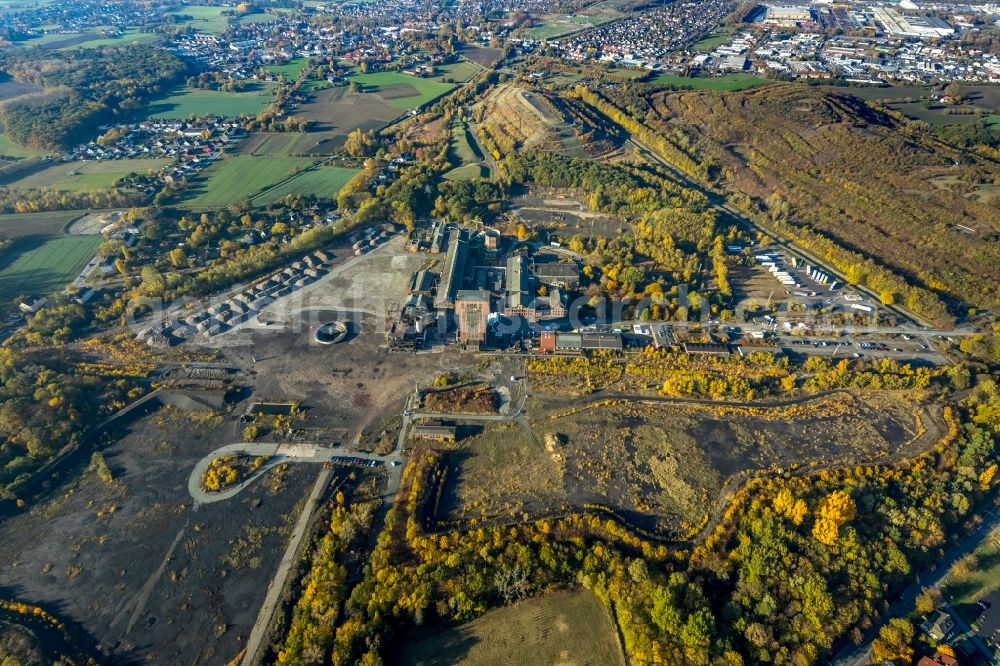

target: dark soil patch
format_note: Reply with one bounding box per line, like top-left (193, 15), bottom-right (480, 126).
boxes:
top-left (376, 83), bottom-right (420, 100)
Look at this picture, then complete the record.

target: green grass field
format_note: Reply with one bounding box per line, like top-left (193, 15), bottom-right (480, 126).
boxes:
top-left (348, 71), bottom-right (456, 110)
top-left (0, 235), bottom-right (100, 301)
top-left (62, 28), bottom-right (159, 49)
top-left (0, 133), bottom-right (50, 160)
top-left (144, 85), bottom-right (274, 119)
top-left (169, 5), bottom-right (231, 33)
top-left (524, 15), bottom-right (609, 39)
top-left (650, 73), bottom-right (771, 91)
top-left (0, 211), bottom-right (86, 240)
top-left (396, 589), bottom-right (625, 666)
top-left (178, 155), bottom-right (316, 207)
top-left (443, 164), bottom-right (487, 181)
top-left (942, 533), bottom-right (1000, 605)
top-left (450, 121), bottom-right (482, 165)
top-left (266, 57), bottom-right (307, 80)
top-left (1, 158), bottom-right (170, 192)
top-left (436, 60), bottom-right (480, 82)
top-left (988, 115), bottom-right (1000, 129)
top-left (235, 12), bottom-right (277, 24)
top-left (17, 32), bottom-right (84, 47)
top-left (691, 30), bottom-right (731, 52)
top-left (253, 166), bottom-right (359, 205)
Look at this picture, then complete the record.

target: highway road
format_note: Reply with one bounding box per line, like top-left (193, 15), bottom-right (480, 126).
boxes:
top-left (832, 509), bottom-right (1000, 666)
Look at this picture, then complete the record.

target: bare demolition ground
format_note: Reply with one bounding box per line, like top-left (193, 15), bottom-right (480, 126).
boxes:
top-left (217, 321), bottom-right (477, 445)
top-left (427, 391), bottom-right (936, 534)
top-left (0, 406), bottom-right (317, 664)
top-left (509, 188), bottom-right (632, 239)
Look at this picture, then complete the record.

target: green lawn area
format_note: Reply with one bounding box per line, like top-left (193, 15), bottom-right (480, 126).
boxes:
top-left (691, 31), bottom-right (731, 52)
top-left (62, 28), bottom-right (159, 49)
top-left (650, 73), bottom-right (771, 91)
top-left (348, 71), bottom-right (456, 110)
top-left (524, 14), bottom-right (609, 39)
top-left (0, 210), bottom-right (84, 240)
top-left (253, 165), bottom-right (359, 205)
top-left (300, 79), bottom-right (334, 93)
top-left (443, 163), bottom-right (487, 181)
top-left (169, 5), bottom-right (231, 33)
top-left (450, 121), bottom-right (482, 165)
top-left (0, 235), bottom-right (100, 301)
top-left (941, 532), bottom-right (1000, 609)
top-left (254, 134), bottom-right (303, 156)
top-left (18, 31), bottom-right (85, 46)
top-left (0, 133), bottom-right (50, 160)
top-left (436, 60), bottom-right (479, 83)
top-left (235, 12), bottom-right (277, 24)
top-left (1, 158), bottom-right (171, 192)
top-left (144, 84), bottom-right (274, 119)
top-left (985, 115), bottom-right (1000, 128)
top-left (178, 156), bottom-right (316, 208)
top-left (396, 589), bottom-right (624, 666)
top-left (266, 57), bottom-right (307, 80)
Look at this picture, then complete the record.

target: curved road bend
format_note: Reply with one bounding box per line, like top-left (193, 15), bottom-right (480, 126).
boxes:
top-left (187, 442), bottom-right (403, 505)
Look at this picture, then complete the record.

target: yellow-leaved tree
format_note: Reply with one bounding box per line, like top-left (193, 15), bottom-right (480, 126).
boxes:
top-left (812, 490), bottom-right (856, 545)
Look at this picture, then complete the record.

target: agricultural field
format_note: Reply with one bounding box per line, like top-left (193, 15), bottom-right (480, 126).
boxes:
top-left (239, 132), bottom-right (303, 156)
top-left (524, 14), bottom-right (611, 40)
top-left (348, 71), bottom-right (456, 110)
top-left (888, 101), bottom-right (985, 126)
top-left (168, 5), bottom-right (232, 33)
top-left (0, 210), bottom-right (85, 240)
top-left (436, 60), bottom-right (480, 83)
top-left (295, 85), bottom-right (400, 134)
top-left (252, 165), bottom-right (359, 205)
top-left (0, 158), bottom-right (170, 192)
top-left (177, 155), bottom-right (316, 208)
top-left (60, 28), bottom-right (159, 50)
top-left (144, 84), bottom-right (274, 119)
top-left (649, 73), bottom-right (771, 91)
top-left (460, 46), bottom-right (502, 67)
top-left (955, 85), bottom-right (1000, 112)
top-left (239, 132), bottom-right (347, 157)
top-left (394, 588), bottom-right (625, 666)
top-left (0, 234), bottom-right (100, 301)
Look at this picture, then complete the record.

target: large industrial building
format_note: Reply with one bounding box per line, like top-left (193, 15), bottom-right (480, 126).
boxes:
top-left (455, 289), bottom-right (491, 345)
top-left (871, 7), bottom-right (953, 38)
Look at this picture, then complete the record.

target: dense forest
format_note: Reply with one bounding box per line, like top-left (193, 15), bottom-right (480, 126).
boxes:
top-left (0, 45), bottom-right (186, 150)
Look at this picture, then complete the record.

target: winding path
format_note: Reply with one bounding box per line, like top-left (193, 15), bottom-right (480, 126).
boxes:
top-left (187, 442), bottom-right (403, 505)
